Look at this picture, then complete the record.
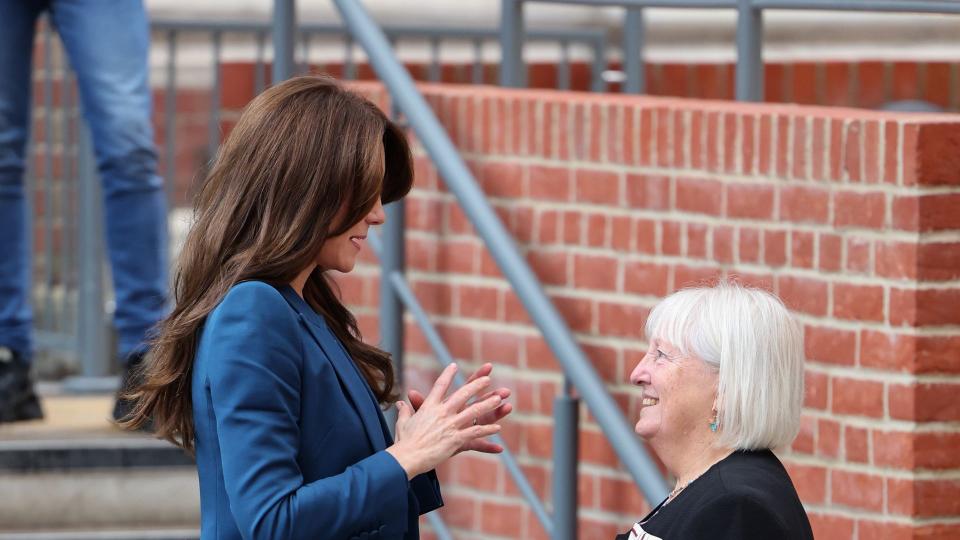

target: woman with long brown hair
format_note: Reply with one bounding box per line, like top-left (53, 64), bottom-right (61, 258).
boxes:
top-left (122, 75), bottom-right (512, 540)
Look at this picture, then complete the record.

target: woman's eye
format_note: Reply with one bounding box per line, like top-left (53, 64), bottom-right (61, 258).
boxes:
top-left (655, 349), bottom-right (667, 360)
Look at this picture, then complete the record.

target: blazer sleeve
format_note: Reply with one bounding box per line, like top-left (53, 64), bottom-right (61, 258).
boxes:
top-left (679, 493), bottom-right (789, 539)
top-left (203, 282), bottom-right (411, 540)
top-left (411, 470), bottom-right (444, 515)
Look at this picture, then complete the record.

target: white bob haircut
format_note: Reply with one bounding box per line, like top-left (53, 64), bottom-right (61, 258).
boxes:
top-left (644, 282), bottom-right (805, 450)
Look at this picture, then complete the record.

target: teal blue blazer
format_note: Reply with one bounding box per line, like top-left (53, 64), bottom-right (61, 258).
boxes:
top-left (191, 280), bottom-right (443, 540)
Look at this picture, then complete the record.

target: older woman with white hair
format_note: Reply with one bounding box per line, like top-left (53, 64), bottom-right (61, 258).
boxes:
top-left (616, 283), bottom-right (813, 540)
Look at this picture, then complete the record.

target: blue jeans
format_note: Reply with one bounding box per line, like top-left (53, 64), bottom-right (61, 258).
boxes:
top-left (0, 0), bottom-right (168, 362)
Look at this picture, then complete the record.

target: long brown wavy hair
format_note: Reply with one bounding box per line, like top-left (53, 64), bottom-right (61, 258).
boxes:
top-left (121, 75), bottom-right (413, 453)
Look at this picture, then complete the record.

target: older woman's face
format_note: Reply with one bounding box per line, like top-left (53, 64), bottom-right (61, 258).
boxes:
top-left (629, 337), bottom-right (718, 443)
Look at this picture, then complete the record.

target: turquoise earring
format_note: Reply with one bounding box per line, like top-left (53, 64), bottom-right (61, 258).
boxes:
top-left (709, 409), bottom-right (719, 432)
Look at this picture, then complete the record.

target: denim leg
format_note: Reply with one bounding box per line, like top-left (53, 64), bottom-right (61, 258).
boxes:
top-left (0, 1), bottom-right (46, 362)
top-left (51, 0), bottom-right (168, 360)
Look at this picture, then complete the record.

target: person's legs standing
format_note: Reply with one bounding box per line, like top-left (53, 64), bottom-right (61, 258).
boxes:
top-left (50, 0), bottom-right (167, 417)
top-left (0, 0), bottom-right (46, 423)
top-left (50, 0), bottom-right (167, 357)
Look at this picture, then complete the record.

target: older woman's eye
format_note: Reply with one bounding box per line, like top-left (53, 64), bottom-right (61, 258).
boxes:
top-left (655, 349), bottom-right (668, 360)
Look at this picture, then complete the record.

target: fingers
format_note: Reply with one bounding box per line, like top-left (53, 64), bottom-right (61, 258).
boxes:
top-left (408, 390), bottom-right (426, 412)
top-left (423, 363), bottom-right (458, 406)
top-left (396, 400), bottom-right (412, 422)
top-left (463, 439), bottom-right (504, 454)
top-left (444, 375), bottom-right (492, 412)
top-left (464, 363), bottom-right (493, 384)
top-left (455, 393), bottom-right (502, 427)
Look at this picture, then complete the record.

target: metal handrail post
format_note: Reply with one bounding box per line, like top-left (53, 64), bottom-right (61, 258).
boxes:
top-left (622, 7), bottom-right (645, 93)
top-left (75, 124), bottom-right (109, 380)
top-left (332, 0), bottom-right (670, 505)
top-left (380, 200), bottom-right (405, 428)
top-left (499, 0), bottom-right (526, 87)
top-left (552, 378), bottom-right (580, 540)
top-left (273, 0), bottom-right (296, 82)
top-left (735, 0), bottom-right (763, 101)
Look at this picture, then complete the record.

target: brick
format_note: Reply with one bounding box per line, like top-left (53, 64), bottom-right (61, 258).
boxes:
top-left (727, 183), bottom-right (775, 220)
top-left (687, 223), bottom-right (709, 259)
top-left (738, 227), bottom-right (761, 264)
top-left (844, 425), bottom-right (869, 463)
top-left (844, 120), bottom-right (862, 182)
top-left (873, 430), bottom-right (915, 469)
top-left (479, 329), bottom-right (521, 367)
top-left (784, 463), bottom-right (827, 504)
top-left (673, 265), bottom-right (721, 288)
top-left (551, 294), bottom-right (593, 334)
top-left (528, 165), bottom-right (571, 202)
top-left (831, 470), bottom-right (883, 511)
top-left (758, 113), bottom-right (773, 175)
top-left (713, 225), bottom-right (735, 264)
top-left (562, 210), bottom-right (583, 245)
top-left (573, 254), bottom-right (618, 291)
top-left (625, 174), bottom-right (669, 210)
top-left (805, 325), bottom-right (857, 365)
top-left (585, 213), bottom-right (607, 248)
top-left (598, 301), bottom-right (649, 340)
top-left (777, 275), bottom-right (828, 316)
top-left (575, 168), bottom-right (620, 205)
top-left (914, 122), bottom-right (960, 186)
top-left (845, 237), bottom-right (872, 275)
top-left (809, 513), bottom-right (854, 540)
top-left (833, 190), bottom-right (886, 229)
top-left (624, 262), bottom-right (670, 297)
top-left (875, 241), bottom-right (917, 280)
top-left (884, 121), bottom-right (899, 184)
top-left (804, 371), bottom-right (828, 410)
top-left (527, 249), bottom-right (567, 286)
top-left (479, 500), bottom-right (523, 537)
top-left (776, 115), bottom-right (790, 178)
top-left (764, 230), bottom-right (787, 267)
top-left (437, 494), bottom-right (477, 530)
top-left (890, 383), bottom-right (960, 422)
top-left (781, 186), bottom-right (830, 227)
top-left (894, 194), bottom-right (960, 232)
top-left (457, 284), bottom-right (500, 320)
top-left (817, 418), bottom-right (841, 458)
top-left (915, 479), bottom-right (960, 517)
top-left (863, 120), bottom-right (881, 183)
top-left (791, 231), bottom-right (816, 269)
top-left (437, 239), bottom-right (477, 274)
top-left (915, 288), bottom-right (960, 326)
top-left (676, 177), bottom-right (723, 216)
top-left (860, 331), bottom-right (915, 371)
top-left (793, 415), bottom-right (815, 454)
top-left (412, 280), bottom-right (454, 316)
top-left (857, 521), bottom-right (914, 540)
top-left (635, 218), bottom-right (657, 254)
top-left (792, 115), bottom-right (809, 179)
top-left (918, 241), bottom-right (960, 281)
top-left (818, 233), bottom-right (842, 272)
top-left (481, 161), bottom-right (524, 198)
top-left (406, 196), bottom-right (443, 231)
top-left (832, 377), bottom-right (884, 418)
top-left (661, 221), bottom-right (683, 256)
top-left (832, 283), bottom-right (884, 322)
top-left (915, 335), bottom-right (960, 373)
top-left (536, 209), bottom-right (561, 244)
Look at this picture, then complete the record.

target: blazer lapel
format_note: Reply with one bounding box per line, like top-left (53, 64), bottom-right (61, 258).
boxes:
top-left (276, 286), bottom-right (387, 452)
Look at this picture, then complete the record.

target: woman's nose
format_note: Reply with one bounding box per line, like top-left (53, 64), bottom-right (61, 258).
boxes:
top-left (629, 354), bottom-right (652, 385)
top-left (367, 199), bottom-right (386, 225)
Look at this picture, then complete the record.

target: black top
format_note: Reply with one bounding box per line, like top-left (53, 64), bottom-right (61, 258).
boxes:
top-left (615, 449), bottom-right (813, 540)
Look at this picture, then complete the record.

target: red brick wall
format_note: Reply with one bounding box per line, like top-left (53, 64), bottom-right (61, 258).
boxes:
top-left (334, 83), bottom-right (960, 540)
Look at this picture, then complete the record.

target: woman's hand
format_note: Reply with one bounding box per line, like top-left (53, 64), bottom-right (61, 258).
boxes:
top-left (406, 363), bottom-right (512, 454)
top-left (386, 363), bottom-right (505, 479)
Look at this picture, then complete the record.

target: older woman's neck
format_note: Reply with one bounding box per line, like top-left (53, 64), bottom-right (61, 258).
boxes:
top-left (654, 433), bottom-right (734, 489)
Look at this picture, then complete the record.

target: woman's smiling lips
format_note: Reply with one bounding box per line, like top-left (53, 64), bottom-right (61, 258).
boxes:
top-left (350, 235), bottom-right (366, 250)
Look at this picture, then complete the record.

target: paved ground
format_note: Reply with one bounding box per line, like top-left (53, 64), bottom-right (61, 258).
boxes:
top-left (0, 393), bottom-right (139, 441)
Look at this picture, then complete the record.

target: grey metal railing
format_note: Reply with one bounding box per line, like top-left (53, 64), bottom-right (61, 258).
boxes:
top-left (330, 2), bottom-right (672, 540)
top-left (499, 0), bottom-right (960, 97)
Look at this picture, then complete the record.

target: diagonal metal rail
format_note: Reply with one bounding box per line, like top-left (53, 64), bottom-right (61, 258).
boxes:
top-left (331, 0), bottom-right (671, 505)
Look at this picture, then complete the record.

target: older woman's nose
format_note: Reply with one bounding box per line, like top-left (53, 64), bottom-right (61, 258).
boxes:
top-left (629, 354), bottom-right (652, 385)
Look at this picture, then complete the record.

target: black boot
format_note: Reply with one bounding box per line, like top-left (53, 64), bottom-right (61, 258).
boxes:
top-left (112, 351), bottom-right (151, 431)
top-left (0, 347), bottom-right (44, 424)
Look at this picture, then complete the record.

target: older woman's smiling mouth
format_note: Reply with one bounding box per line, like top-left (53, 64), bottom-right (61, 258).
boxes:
top-left (641, 396), bottom-right (659, 407)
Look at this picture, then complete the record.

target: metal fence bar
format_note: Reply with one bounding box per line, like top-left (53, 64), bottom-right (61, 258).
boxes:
top-left (208, 31), bottom-right (223, 162)
top-left (428, 38), bottom-right (442, 82)
top-left (344, 36), bottom-right (357, 80)
top-left (272, 0), bottom-right (296, 82)
top-left (590, 34), bottom-right (608, 92)
top-left (622, 7), bottom-right (645, 93)
top-left (367, 235), bottom-right (555, 534)
top-left (752, 0), bottom-right (960, 12)
top-left (499, 0), bottom-right (526, 87)
top-left (333, 0), bottom-right (671, 505)
top-left (735, 0), bottom-right (763, 101)
top-left (558, 40), bottom-right (571, 90)
top-left (300, 32), bottom-right (311, 74)
top-left (379, 202), bottom-right (405, 389)
top-left (425, 512), bottom-right (455, 540)
top-left (41, 27), bottom-right (55, 330)
top-left (74, 124), bottom-right (108, 379)
top-left (552, 378), bottom-right (580, 540)
top-left (165, 30), bottom-right (178, 205)
top-left (472, 39), bottom-right (484, 84)
top-left (255, 31), bottom-right (267, 93)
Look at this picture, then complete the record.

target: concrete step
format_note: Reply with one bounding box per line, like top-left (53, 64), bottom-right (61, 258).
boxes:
top-left (0, 529), bottom-right (198, 540)
top-left (0, 394), bottom-right (199, 532)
